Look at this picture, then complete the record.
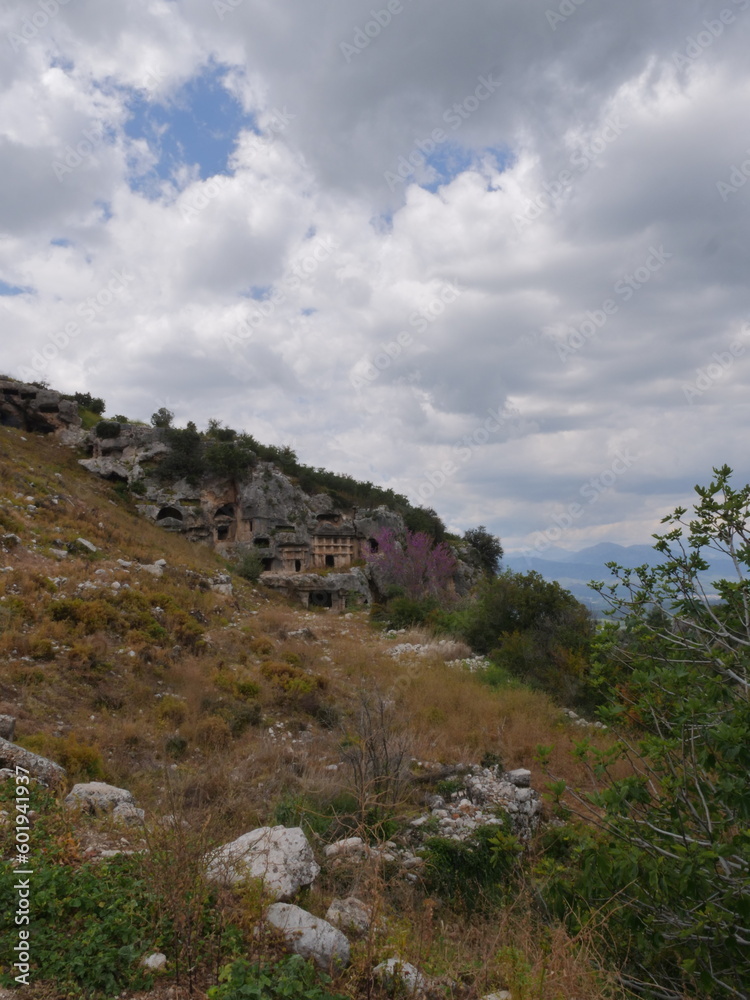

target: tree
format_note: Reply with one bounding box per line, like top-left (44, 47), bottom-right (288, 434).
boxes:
top-left (463, 525), bottom-right (503, 576)
top-left (456, 570), bottom-right (594, 705)
top-left (151, 407), bottom-right (174, 429)
top-left (366, 528), bottom-right (457, 602)
top-left (557, 466), bottom-right (750, 1000)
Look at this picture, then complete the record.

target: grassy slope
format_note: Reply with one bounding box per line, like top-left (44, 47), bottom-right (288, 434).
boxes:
top-left (0, 425), bottom-right (622, 998)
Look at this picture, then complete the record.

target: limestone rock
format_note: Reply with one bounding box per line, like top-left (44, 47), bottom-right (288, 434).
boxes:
top-left (325, 897), bottom-right (373, 936)
top-left (373, 958), bottom-right (430, 994)
top-left (0, 737), bottom-right (65, 786)
top-left (69, 537), bottom-right (97, 555)
top-left (141, 952), bottom-right (167, 971)
top-left (504, 768), bottom-right (531, 788)
top-left (207, 825), bottom-right (320, 899)
top-left (265, 903), bottom-right (350, 969)
top-left (112, 801), bottom-right (145, 825)
top-left (323, 836), bottom-right (368, 859)
top-left (65, 782), bottom-right (135, 814)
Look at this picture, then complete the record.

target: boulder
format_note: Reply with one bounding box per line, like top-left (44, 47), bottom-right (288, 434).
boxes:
top-left (64, 782), bottom-right (135, 814)
top-left (207, 825), bottom-right (320, 899)
top-left (323, 836), bottom-right (369, 859)
top-left (504, 769), bottom-right (531, 788)
top-left (265, 903), bottom-right (350, 969)
top-left (325, 896), bottom-right (373, 936)
top-left (373, 958), bottom-right (430, 994)
top-left (112, 801), bottom-right (145, 825)
top-left (141, 952), bottom-right (167, 971)
top-left (0, 737), bottom-right (65, 787)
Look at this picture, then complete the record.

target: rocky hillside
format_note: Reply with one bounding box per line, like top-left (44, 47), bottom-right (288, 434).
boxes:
top-left (0, 400), bottom-right (622, 1000)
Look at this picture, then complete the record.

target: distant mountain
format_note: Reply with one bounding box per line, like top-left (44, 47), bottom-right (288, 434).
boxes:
top-left (504, 543), bottom-right (737, 615)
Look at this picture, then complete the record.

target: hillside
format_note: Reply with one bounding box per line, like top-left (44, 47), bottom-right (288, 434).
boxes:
top-left (0, 421), bottom-right (624, 999)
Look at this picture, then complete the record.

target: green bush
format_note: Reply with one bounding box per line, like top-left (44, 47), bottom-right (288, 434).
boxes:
top-left (209, 955), bottom-right (347, 1000)
top-left (234, 549), bottom-right (263, 582)
top-left (95, 420), bottom-right (121, 439)
top-left (420, 823), bottom-right (522, 912)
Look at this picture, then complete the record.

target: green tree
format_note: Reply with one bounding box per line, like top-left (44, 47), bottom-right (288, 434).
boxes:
top-left (455, 570), bottom-right (594, 706)
top-left (463, 524), bottom-right (503, 575)
top-left (559, 466), bottom-right (750, 1000)
top-left (151, 407), bottom-right (174, 428)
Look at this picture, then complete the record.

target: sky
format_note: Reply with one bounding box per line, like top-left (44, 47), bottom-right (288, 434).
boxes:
top-left (1, 0), bottom-right (750, 556)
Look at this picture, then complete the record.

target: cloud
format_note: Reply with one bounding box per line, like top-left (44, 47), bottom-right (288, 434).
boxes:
top-left (2, 0), bottom-right (750, 554)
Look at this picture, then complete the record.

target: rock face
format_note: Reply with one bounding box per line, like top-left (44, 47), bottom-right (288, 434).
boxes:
top-left (265, 903), bottom-right (351, 969)
top-left (207, 825), bottom-right (320, 899)
top-left (0, 377), bottom-right (82, 436)
top-left (0, 737), bottom-right (66, 786)
top-left (64, 782), bottom-right (135, 813)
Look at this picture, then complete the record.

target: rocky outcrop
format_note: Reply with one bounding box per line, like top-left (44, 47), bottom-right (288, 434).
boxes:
top-left (0, 377), bottom-right (82, 437)
top-left (265, 903), bottom-right (351, 969)
top-left (207, 825), bottom-right (320, 899)
top-left (79, 424), bottom-right (168, 483)
top-left (0, 737), bottom-right (65, 786)
top-left (409, 765), bottom-right (542, 843)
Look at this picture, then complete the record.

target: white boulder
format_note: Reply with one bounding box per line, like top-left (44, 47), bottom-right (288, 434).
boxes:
top-left (64, 782), bottom-right (134, 814)
top-left (265, 903), bottom-right (350, 969)
top-left (373, 958), bottom-right (430, 994)
top-left (207, 825), bottom-right (320, 899)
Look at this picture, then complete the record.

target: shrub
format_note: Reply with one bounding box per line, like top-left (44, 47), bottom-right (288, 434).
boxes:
top-left (234, 548), bottom-right (263, 582)
top-left (95, 420), bottom-right (121, 439)
top-left (420, 823), bottom-right (522, 912)
top-left (208, 955), bottom-right (348, 1000)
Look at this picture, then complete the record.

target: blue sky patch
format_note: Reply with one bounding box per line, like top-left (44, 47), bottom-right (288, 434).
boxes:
top-left (242, 285), bottom-right (273, 301)
top-left (51, 238), bottom-right (72, 247)
top-left (0, 280), bottom-right (33, 296)
top-left (124, 63), bottom-right (253, 193)
top-left (421, 142), bottom-right (476, 191)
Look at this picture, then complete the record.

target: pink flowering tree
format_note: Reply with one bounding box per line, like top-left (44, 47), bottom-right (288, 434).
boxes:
top-left (366, 528), bottom-right (457, 601)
